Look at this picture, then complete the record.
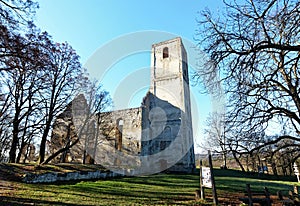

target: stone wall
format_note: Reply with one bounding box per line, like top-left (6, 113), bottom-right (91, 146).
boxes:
top-left (94, 107), bottom-right (143, 168)
top-left (50, 94), bottom-right (88, 163)
top-left (23, 169), bottom-right (127, 183)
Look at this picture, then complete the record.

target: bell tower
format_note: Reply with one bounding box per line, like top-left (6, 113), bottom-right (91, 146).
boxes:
top-left (150, 37), bottom-right (190, 110)
top-left (143, 37), bottom-right (195, 173)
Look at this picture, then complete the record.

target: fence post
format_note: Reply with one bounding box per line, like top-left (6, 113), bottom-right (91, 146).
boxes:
top-left (208, 150), bottom-right (218, 205)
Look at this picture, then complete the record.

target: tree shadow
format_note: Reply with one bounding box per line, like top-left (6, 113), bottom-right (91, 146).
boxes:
top-left (0, 196), bottom-right (90, 206)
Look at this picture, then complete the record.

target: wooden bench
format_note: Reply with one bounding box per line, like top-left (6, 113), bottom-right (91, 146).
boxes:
top-left (239, 184), bottom-right (272, 206)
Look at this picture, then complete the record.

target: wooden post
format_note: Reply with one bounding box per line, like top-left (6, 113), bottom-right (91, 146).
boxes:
top-left (294, 185), bottom-right (299, 194)
top-left (264, 187), bottom-right (271, 206)
top-left (246, 184), bottom-right (253, 206)
top-left (199, 159), bottom-right (205, 199)
top-left (208, 150), bottom-right (218, 205)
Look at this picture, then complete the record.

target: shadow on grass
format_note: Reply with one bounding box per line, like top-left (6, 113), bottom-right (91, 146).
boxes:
top-left (214, 168), bottom-right (298, 194)
top-left (13, 173), bottom-right (199, 205)
top-left (214, 168), bottom-right (297, 181)
top-left (68, 175), bottom-right (197, 199)
top-left (0, 196), bottom-right (90, 206)
top-left (2, 167), bottom-right (298, 205)
top-left (113, 174), bottom-right (199, 187)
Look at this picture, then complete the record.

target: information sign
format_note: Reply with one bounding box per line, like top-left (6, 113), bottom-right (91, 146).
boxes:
top-left (201, 166), bottom-right (212, 188)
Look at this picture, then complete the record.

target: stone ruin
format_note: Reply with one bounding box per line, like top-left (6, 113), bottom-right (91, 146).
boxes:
top-left (50, 37), bottom-right (196, 174)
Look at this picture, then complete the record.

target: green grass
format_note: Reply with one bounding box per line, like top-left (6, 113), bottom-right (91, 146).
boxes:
top-left (1, 168), bottom-right (299, 205)
top-left (214, 169), bottom-right (298, 194)
top-left (2, 174), bottom-right (204, 205)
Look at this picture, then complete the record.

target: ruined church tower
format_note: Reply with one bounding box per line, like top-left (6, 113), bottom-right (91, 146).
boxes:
top-left (51, 37), bottom-right (195, 174)
top-left (141, 37), bottom-right (195, 173)
top-left (150, 37), bottom-right (192, 117)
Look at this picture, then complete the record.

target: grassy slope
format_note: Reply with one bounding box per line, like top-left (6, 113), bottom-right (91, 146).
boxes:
top-left (0, 165), bottom-right (299, 205)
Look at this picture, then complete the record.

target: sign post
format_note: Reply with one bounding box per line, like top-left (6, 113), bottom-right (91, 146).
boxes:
top-left (199, 160), bottom-right (212, 198)
top-left (208, 150), bottom-right (218, 205)
top-left (197, 151), bottom-right (218, 204)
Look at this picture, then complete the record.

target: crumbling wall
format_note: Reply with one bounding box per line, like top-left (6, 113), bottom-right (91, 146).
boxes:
top-left (95, 107), bottom-right (142, 168)
top-left (50, 94), bottom-right (89, 163)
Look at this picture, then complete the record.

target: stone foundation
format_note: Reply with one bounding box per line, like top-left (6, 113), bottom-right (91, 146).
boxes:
top-left (23, 169), bottom-right (129, 183)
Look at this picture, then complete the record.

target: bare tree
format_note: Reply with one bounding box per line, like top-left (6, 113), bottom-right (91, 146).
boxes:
top-left (0, 0), bottom-right (88, 164)
top-left (0, 0), bottom-right (39, 68)
top-left (3, 32), bottom-right (45, 163)
top-left (81, 81), bottom-right (111, 164)
top-left (37, 41), bottom-right (83, 164)
top-left (202, 112), bottom-right (228, 168)
top-left (43, 80), bottom-right (111, 165)
top-left (0, 0), bottom-right (41, 163)
top-left (0, 0), bottom-right (38, 28)
top-left (196, 0), bottom-right (300, 159)
top-left (0, 91), bottom-right (11, 161)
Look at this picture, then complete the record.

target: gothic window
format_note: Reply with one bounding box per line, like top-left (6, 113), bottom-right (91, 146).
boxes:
top-left (163, 126), bottom-right (171, 138)
top-left (115, 118), bottom-right (123, 151)
top-left (117, 119), bottom-right (124, 127)
top-left (163, 47), bottom-right (169, 58)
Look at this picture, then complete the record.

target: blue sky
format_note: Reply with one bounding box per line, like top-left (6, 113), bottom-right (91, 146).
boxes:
top-left (35, 0), bottom-right (225, 153)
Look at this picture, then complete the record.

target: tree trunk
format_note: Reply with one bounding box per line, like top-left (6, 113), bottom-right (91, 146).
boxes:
top-left (232, 151), bottom-right (245, 172)
top-left (9, 112), bottom-right (21, 163)
top-left (222, 151), bottom-right (227, 168)
top-left (16, 136), bottom-right (26, 163)
top-left (38, 116), bottom-right (53, 164)
top-left (22, 145), bottom-right (30, 163)
top-left (246, 155), bottom-right (249, 172)
top-left (271, 162), bottom-right (278, 176)
top-left (38, 132), bottom-right (48, 163)
top-left (42, 137), bottom-right (80, 165)
top-left (9, 129), bottom-right (18, 163)
top-left (92, 118), bottom-right (100, 164)
top-left (42, 123), bottom-right (79, 164)
top-left (83, 150), bottom-right (86, 164)
top-left (60, 125), bottom-right (71, 163)
top-left (250, 153), bottom-right (256, 171)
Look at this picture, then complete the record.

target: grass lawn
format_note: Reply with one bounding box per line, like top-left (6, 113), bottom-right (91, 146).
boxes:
top-left (0, 166), bottom-right (299, 205)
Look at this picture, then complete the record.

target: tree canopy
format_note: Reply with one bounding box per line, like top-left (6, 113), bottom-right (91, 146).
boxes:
top-left (0, 0), bottom-right (111, 163)
top-left (196, 0), bottom-right (300, 163)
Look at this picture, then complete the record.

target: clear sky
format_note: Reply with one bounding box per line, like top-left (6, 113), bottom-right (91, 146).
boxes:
top-left (35, 0), bottom-right (225, 153)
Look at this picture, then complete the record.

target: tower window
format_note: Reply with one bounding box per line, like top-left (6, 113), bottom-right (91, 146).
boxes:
top-left (163, 47), bottom-right (169, 58)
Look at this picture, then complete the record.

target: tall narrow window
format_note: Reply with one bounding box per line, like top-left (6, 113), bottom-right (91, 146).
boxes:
top-left (163, 47), bottom-right (169, 58)
top-left (116, 118), bottom-right (123, 151)
top-left (163, 126), bottom-right (171, 138)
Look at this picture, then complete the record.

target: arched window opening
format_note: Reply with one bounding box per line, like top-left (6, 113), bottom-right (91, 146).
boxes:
top-left (116, 118), bottom-right (123, 151)
top-left (163, 126), bottom-right (171, 138)
top-left (117, 119), bottom-right (124, 127)
top-left (163, 47), bottom-right (169, 58)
